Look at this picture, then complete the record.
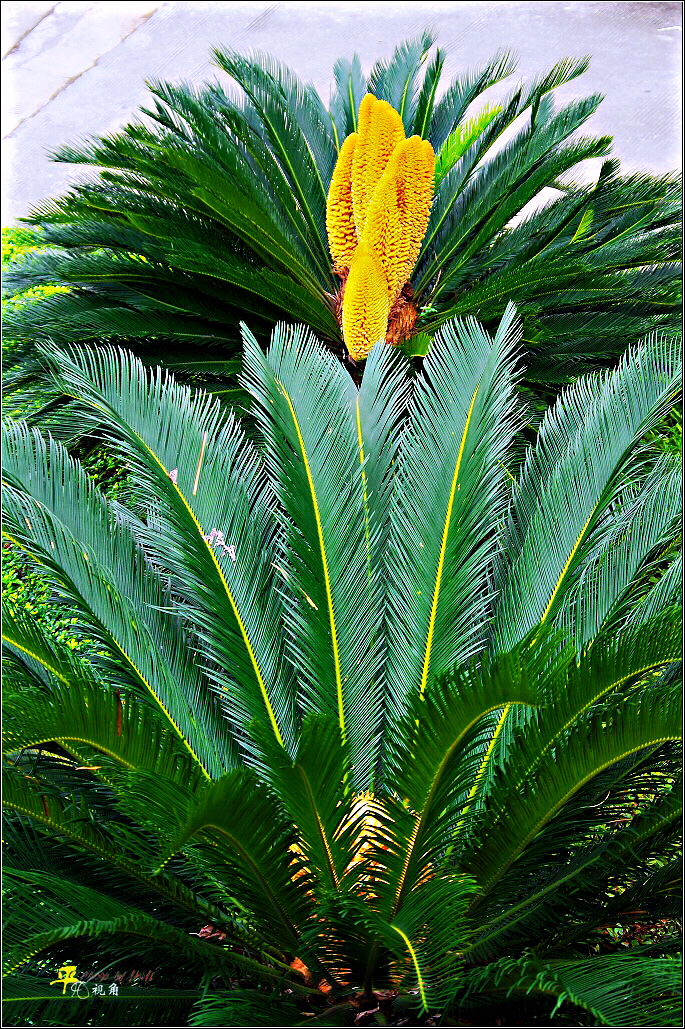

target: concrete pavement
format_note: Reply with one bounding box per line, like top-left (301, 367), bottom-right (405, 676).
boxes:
top-left (1, 1), bottom-right (682, 225)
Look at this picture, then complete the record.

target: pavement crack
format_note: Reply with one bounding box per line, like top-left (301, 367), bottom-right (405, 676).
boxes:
top-left (246, 3), bottom-right (281, 32)
top-left (3, 3), bottom-right (60, 59)
top-left (5, 4), bottom-right (163, 140)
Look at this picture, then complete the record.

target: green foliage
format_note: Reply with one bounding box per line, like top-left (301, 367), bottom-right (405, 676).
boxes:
top-left (2, 313), bottom-right (682, 1025)
top-left (2, 226), bottom-right (44, 266)
top-left (2, 32), bottom-right (681, 425)
top-left (3, 228), bottom-right (133, 653)
top-left (3, 226), bottom-right (71, 426)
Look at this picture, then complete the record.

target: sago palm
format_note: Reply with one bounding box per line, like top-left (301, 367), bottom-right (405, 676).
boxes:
top-left (3, 312), bottom-right (682, 1026)
top-left (3, 31), bottom-right (680, 413)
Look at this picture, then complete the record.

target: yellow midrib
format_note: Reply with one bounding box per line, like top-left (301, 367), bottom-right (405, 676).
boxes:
top-left (7, 735), bottom-right (136, 770)
top-left (394, 701), bottom-right (529, 911)
top-left (356, 397), bottom-right (372, 582)
top-left (8, 393), bottom-right (282, 758)
top-left (539, 508), bottom-right (596, 626)
top-left (391, 925), bottom-right (427, 1010)
top-left (277, 381), bottom-right (345, 739)
top-left (512, 659), bottom-right (680, 796)
top-left (453, 702), bottom-right (512, 837)
top-left (131, 427), bottom-right (284, 750)
top-left (110, 636), bottom-right (211, 780)
top-left (298, 766), bottom-right (340, 890)
top-left (481, 735), bottom-right (680, 895)
top-left (419, 386), bottom-right (479, 697)
top-left (2, 636), bottom-right (70, 686)
top-left (3, 587), bottom-right (210, 780)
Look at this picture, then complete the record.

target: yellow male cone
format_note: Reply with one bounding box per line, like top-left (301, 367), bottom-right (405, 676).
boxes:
top-left (342, 242), bottom-right (391, 362)
top-left (364, 135), bottom-right (435, 305)
top-left (326, 94), bottom-right (435, 360)
top-left (351, 94), bottom-right (406, 238)
top-left (326, 133), bottom-right (358, 270)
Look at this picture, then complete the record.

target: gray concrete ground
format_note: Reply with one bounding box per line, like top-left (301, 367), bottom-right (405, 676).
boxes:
top-left (1, 1), bottom-right (682, 225)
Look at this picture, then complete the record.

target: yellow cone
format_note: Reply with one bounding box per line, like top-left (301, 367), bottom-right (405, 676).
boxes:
top-left (363, 135), bottom-right (435, 303)
top-left (342, 241), bottom-right (391, 361)
top-left (351, 94), bottom-right (405, 238)
top-left (327, 95), bottom-right (435, 359)
top-left (326, 132), bottom-right (359, 270)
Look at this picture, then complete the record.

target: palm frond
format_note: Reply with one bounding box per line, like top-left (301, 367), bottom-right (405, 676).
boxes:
top-left (451, 950), bottom-right (682, 1026)
top-left (2, 974), bottom-right (201, 1028)
top-left (188, 990), bottom-right (301, 1027)
top-left (555, 456), bottom-right (681, 647)
top-left (465, 683), bottom-right (681, 903)
top-left (368, 32), bottom-right (435, 133)
top-left (379, 641), bottom-right (546, 923)
top-left (240, 322), bottom-right (383, 788)
top-left (3, 310), bottom-right (681, 1023)
top-left (212, 48), bottom-right (334, 277)
top-left (492, 331), bottom-right (681, 650)
top-left (384, 304), bottom-right (522, 727)
top-left (329, 53), bottom-right (367, 147)
top-left (2, 419), bottom-right (231, 778)
top-left (428, 49), bottom-right (518, 150)
top-left (40, 342), bottom-right (298, 761)
top-left (256, 715), bottom-right (354, 892)
top-left (157, 768), bottom-right (318, 959)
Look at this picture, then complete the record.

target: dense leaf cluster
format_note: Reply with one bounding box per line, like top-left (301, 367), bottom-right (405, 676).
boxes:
top-left (3, 312), bottom-right (681, 1025)
top-left (2, 32), bottom-right (681, 420)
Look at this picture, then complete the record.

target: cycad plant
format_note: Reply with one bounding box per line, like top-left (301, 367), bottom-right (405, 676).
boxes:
top-left (3, 31), bottom-right (681, 411)
top-left (3, 311), bottom-right (682, 1025)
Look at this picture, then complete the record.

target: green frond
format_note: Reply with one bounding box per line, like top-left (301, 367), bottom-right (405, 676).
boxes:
top-left (555, 456), bottom-right (682, 646)
top-left (256, 715), bottom-right (353, 893)
top-left (428, 49), bottom-right (518, 150)
top-left (3, 868), bottom-right (288, 987)
top-left (2, 974), bottom-right (201, 1028)
top-left (452, 950), bottom-right (682, 1027)
top-left (463, 777), bottom-right (682, 961)
top-left (3, 770), bottom-right (240, 935)
top-left (212, 48), bottom-right (334, 276)
top-left (188, 990), bottom-right (301, 1027)
top-left (157, 768), bottom-right (317, 954)
top-left (420, 100), bottom-right (611, 295)
top-left (355, 342), bottom-right (412, 615)
top-left (3, 638), bottom-right (212, 791)
top-left (379, 642), bottom-right (546, 923)
top-left (465, 683), bottom-right (681, 901)
top-left (626, 554), bottom-right (683, 631)
top-left (241, 322), bottom-right (383, 788)
top-left (40, 342), bottom-right (298, 760)
top-left (412, 47), bottom-right (445, 139)
top-left (384, 305), bottom-right (522, 726)
top-left (433, 103), bottom-right (503, 186)
top-left (529, 609), bottom-right (681, 771)
top-left (387, 871), bottom-right (478, 1011)
top-left (492, 331), bottom-right (681, 650)
top-left (329, 53), bottom-right (367, 146)
top-left (367, 31), bottom-right (435, 132)
top-left (2, 419), bottom-right (232, 778)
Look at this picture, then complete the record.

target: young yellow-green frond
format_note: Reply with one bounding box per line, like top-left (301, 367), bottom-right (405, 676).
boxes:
top-left (343, 241), bottom-right (391, 361)
top-left (363, 134), bottom-right (435, 302)
top-left (326, 132), bottom-right (359, 270)
top-left (351, 93), bottom-right (405, 237)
